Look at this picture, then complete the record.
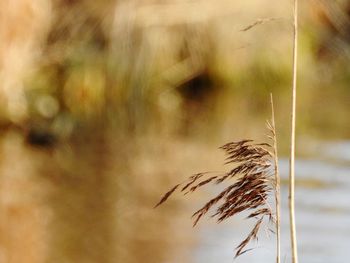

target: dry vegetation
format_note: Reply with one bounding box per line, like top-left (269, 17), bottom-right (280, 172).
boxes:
top-left (156, 115), bottom-right (281, 259)
top-left (0, 0), bottom-right (349, 263)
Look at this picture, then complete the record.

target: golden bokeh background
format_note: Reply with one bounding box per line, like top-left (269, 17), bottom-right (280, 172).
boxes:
top-left (0, 1), bottom-right (349, 263)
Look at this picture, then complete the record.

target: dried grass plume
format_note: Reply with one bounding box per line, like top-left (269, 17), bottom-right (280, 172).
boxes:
top-left (156, 119), bottom-right (280, 258)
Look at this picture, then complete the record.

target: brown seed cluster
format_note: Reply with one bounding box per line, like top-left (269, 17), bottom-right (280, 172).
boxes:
top-left (155, 139), bottom-right (276, 258)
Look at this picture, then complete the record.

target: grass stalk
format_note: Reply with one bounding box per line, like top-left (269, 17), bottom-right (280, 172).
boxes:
top-left (270, 94), bottom-right (280, 263)
top-left (289, 0), bottom-right (299, 262)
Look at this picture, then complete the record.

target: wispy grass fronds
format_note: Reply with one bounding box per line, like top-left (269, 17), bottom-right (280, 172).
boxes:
top-left (156, 122), bottom-right (280, 258)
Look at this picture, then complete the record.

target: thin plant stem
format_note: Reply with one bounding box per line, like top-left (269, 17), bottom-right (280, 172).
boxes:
top-left (270, 94), bottom-right (280, 263)
top-left (289, 0), bottom-right (299, 262)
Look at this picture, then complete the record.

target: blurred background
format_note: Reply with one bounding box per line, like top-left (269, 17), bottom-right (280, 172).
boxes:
top-left (0, 0), bottom-right (349, 262)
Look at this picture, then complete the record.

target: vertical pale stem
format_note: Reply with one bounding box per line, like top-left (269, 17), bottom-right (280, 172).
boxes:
top-left (289, 0), bottom-right (299, 262)
top-left (270, 94), bottom-right (280, 263)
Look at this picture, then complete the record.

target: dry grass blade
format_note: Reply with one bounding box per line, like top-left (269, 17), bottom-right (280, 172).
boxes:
top-left (181, 172), bottom-right (206, 192)
top-left (247, 208), bottom-right (272, 219)
top-left (240, 17), bottom-right (280, 32)
top-left (191, 185), bottom-right (235, 226)
top-left (235, 217), bottom-right (263, 258)
top-left (188, 176), bottom-right (218, 193)
top-left (154, 183), bottom-right (181, 208)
